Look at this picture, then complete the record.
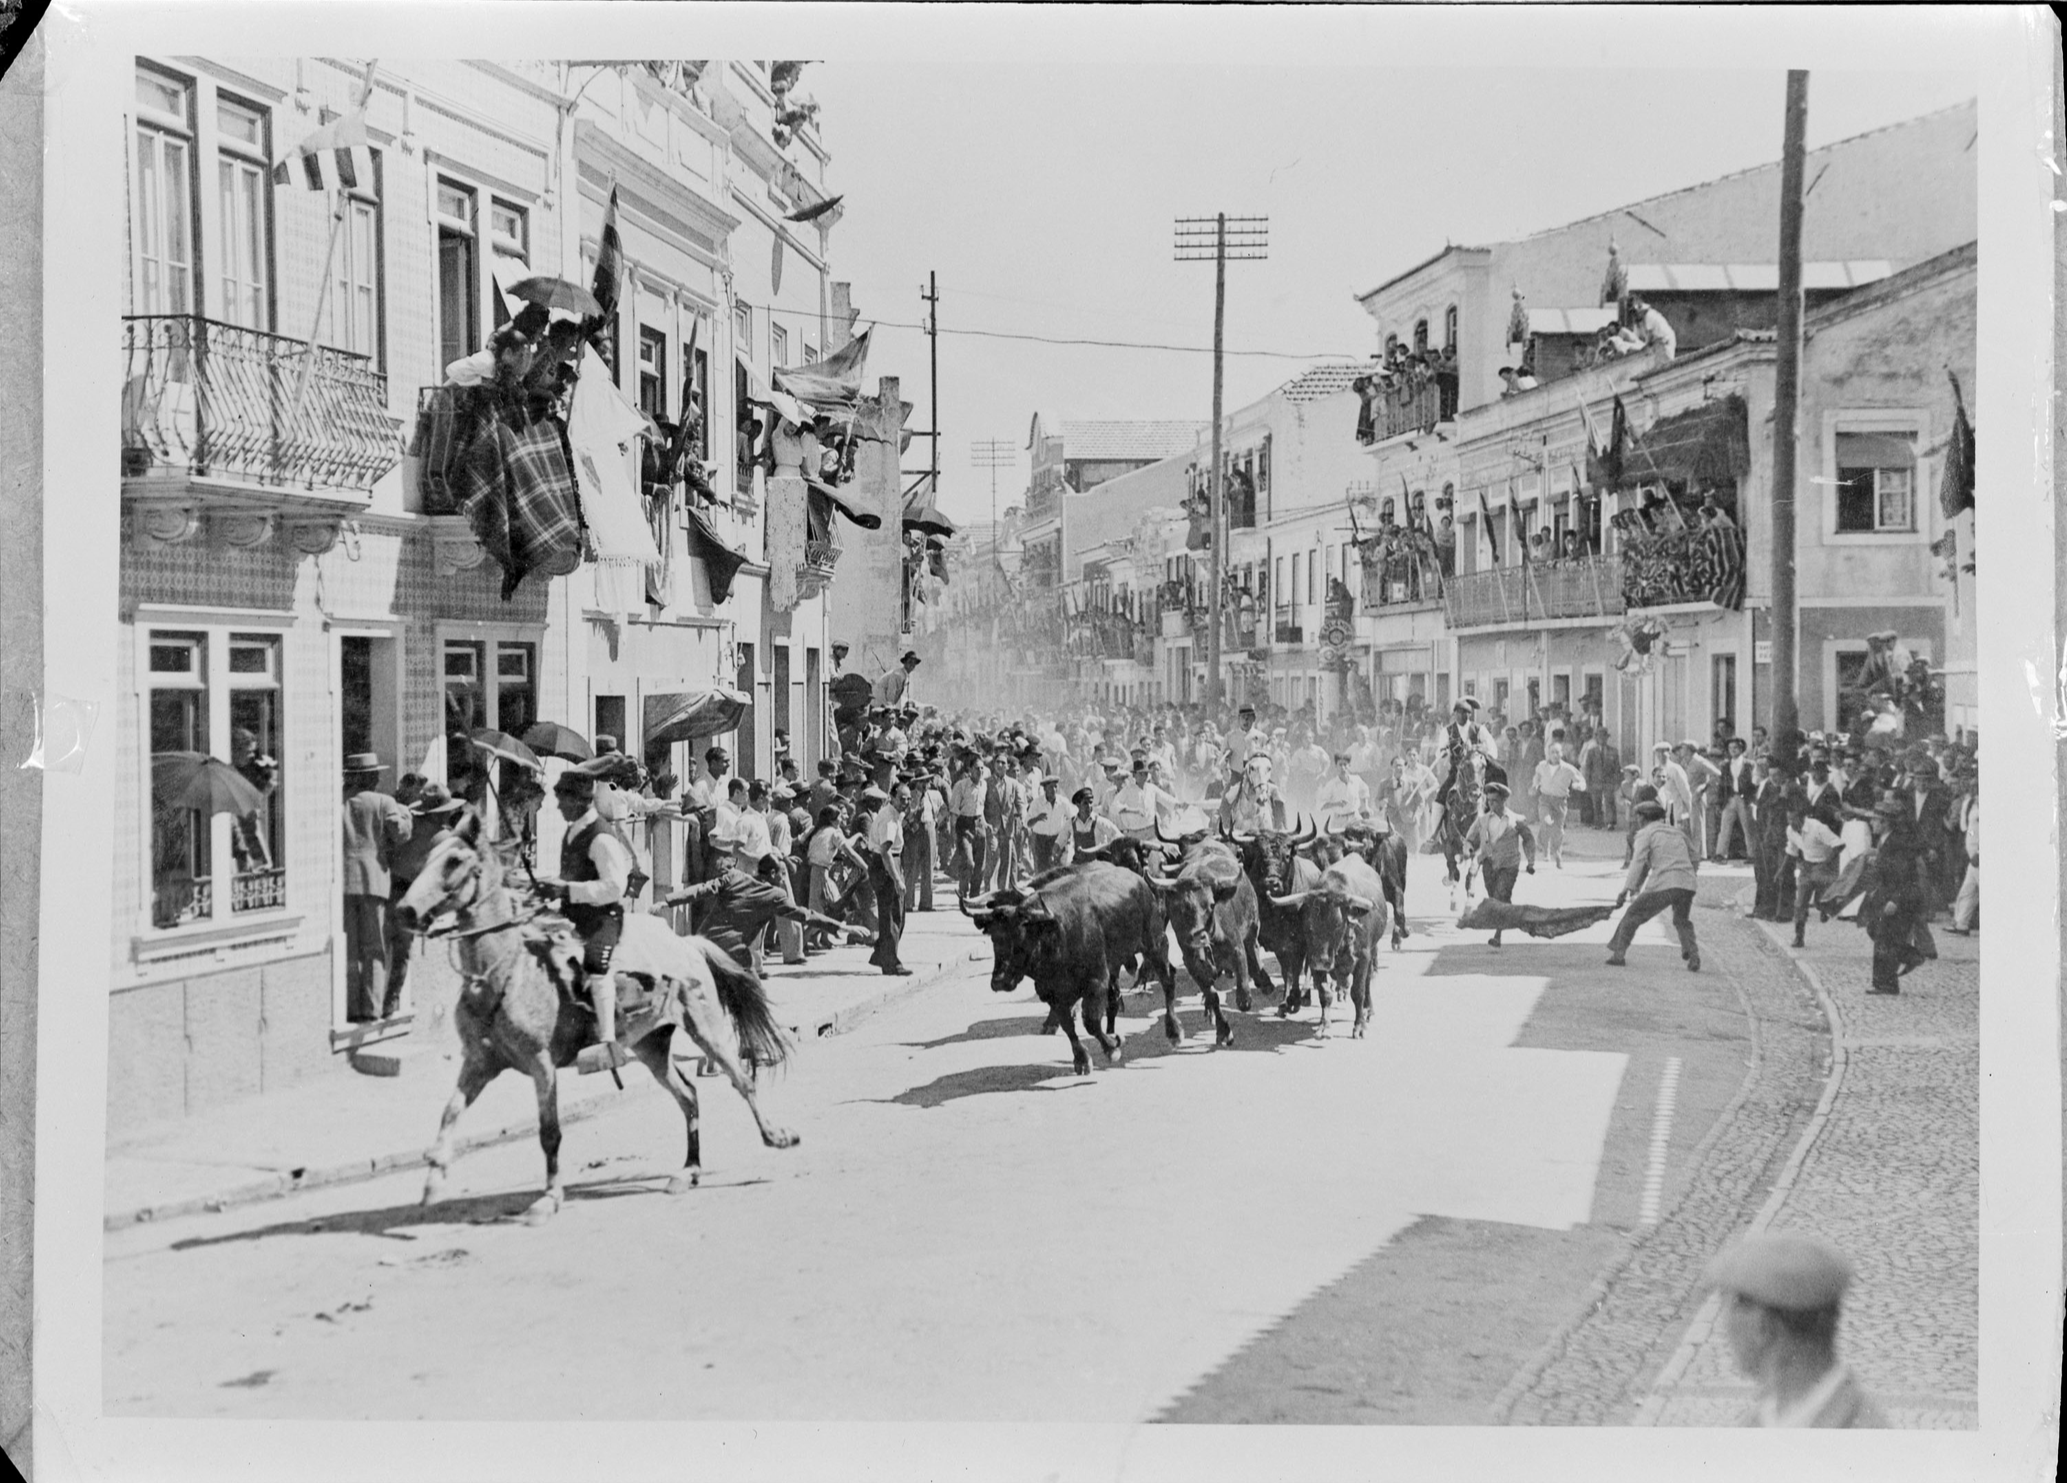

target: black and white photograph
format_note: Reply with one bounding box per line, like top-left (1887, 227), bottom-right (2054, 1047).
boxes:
top-left (2, 5), bottom-right (2060, 1481)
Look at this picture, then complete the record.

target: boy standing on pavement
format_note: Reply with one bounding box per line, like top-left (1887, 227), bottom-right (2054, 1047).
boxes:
top-left (1532, 742), bottom-right (1585, 868)
top-left (1463, 781), bottom-right (1536, 950)
top-left (1606, 798), bottom-right (1701, 971)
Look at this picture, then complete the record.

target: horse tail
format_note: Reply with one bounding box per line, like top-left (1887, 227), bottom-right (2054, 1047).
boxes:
top-left (693, 939), bottom-right (795, 1071)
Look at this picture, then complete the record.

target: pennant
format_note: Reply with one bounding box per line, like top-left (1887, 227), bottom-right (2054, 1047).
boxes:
top-left (1938, 368), bottom-right (1975, 518)
top-left (1474, 487), bottom-right (1500, 566)
top-left (592, 187), bottom-right (623, 325)
top-left (271, 107), bottom-right (371, 194)
top-left (771, 234), bottom-right (785, 296)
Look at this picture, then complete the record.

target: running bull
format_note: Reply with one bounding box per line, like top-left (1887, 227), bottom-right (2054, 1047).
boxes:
top-left (1146, 819), bottom-right (1273, 1048)
top-left (961, 861), bottom-right (1179, 1073)
top-left (1270, 854), bottom-right (1390, 1038)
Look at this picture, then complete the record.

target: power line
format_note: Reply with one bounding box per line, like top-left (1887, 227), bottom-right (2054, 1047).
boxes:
top-left (737, 300), bottom-right (1358, 361)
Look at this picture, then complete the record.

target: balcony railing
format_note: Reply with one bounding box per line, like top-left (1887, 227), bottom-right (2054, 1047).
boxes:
top-left (1444, 553), bottom-right (1626, 629)
top-left (1622, 523), bottom-right (1746, 612)
top-left (232, 867), bottom-right (287, 914)
top-left (1356, 374), bottom-right (1459, 445)
top-left (796, 538), bottom-right (841, 601)
top-left (1358, 552), bottom-right (1445, 608)
top-left (122, 315), bottom-right (401, 494)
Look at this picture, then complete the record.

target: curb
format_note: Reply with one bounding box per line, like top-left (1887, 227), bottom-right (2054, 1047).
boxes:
top-left (105, 949), bottom-right (981, 1233)
top-left (1628, 920), bottom-right (1851, 1425)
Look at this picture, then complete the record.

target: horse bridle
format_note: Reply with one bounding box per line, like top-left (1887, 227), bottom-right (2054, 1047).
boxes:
top-left (413, 837), bottom-right (549, 940)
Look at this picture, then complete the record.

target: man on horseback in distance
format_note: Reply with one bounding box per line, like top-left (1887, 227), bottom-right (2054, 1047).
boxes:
top-left (534, 760), bottom-right (637, 1075)
top-left (1434, 697), bottom-right (1505, 814)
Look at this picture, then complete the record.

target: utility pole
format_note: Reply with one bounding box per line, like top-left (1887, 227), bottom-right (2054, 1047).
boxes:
top-left (921, 272), bottom-right (941, 504)
top-left (970, 438), bottom-right (1014, 542)
top-left (1176, 213), bottom-right (1268, 711)
top-left (1770, 72), bottom-right (1809, 768)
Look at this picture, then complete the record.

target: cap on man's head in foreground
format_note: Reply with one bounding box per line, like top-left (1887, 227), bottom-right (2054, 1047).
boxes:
top-left (1705, 1231), bottom-right (1853, 1312)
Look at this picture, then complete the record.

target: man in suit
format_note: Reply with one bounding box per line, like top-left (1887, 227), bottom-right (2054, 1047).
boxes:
top-left (1903, 755), bottom-right (1953, 915)
top-left (341, 753), bottom-right (413, 1023)
top-left (1750, 758), bottom-right (1796, 921)
top-left (1708, 1231), bottom-right (1888, 1428)
top-left (1714, 736), bottom-right (1757, 862)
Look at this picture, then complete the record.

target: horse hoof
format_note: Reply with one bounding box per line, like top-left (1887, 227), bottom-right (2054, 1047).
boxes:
top-left (762, 1127), bottom-right (800, 1150)
top-left (1216, 1026), bottom-right (1234, 1049)
top-left (1235, 993), bottom-right (1253, 1014)
top-left (1104, 1045), bottom-right (1124, 1066)
top-left (521, 1194), bottom-right (561, 1226)
top-left (1072, 1057), bottom-right (1091, 1076)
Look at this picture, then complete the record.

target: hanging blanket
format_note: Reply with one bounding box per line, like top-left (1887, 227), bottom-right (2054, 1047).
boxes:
top-left (450, 414), bottom-right (586, 601)
top-left (1455, 900), bottom-right (1616, 938)
top-left (683, 506), bottom-right (749, 605)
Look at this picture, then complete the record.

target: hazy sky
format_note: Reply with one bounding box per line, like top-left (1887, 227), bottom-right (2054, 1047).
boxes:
top-left (809, 64), bottom-right (1974, 527)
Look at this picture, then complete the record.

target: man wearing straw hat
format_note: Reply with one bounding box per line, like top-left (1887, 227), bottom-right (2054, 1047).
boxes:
top-left (341, 752), bottom-right (412, 1023)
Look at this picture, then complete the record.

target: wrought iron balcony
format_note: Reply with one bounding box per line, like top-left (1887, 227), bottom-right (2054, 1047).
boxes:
top-left (121, 315), bottom-right (401, 498)
top-left (1443, 553), bottom-right (1627, 629)
top-left (795, 538), bottom-right (841, 602)
top-left (1356, 374), bottom-right (1458, 445)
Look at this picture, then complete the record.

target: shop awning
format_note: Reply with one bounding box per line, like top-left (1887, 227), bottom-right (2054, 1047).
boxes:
top-left (644, 687), bottom-right (749, 747)
top-left (1620, 394), bottom-right (1749, 491)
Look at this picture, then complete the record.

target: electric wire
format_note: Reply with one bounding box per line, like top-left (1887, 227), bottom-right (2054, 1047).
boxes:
top-left (736, 300), bottom-right (1362, 362)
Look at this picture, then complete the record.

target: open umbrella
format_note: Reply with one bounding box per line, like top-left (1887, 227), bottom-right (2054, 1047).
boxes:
top-left (469, 728), bottom-right (543, 772)
top-left (508, 275), bottom-right (603, 319)
top-left (152, 751), bottom-right (266, 816)
top-left (829, 672), bottom-right (876, 710)
top-left (521, 722), bottom-right (593, 764)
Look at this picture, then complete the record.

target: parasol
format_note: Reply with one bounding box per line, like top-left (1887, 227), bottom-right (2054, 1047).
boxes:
top-left (152, 751), bottom-right (266, 816)
top-left (469, 728), bottom-right (543, 772)
top-left (903, 483), bottom-right (958, 539)
top-left (521, 722), bottom-right (593, 764)
top-left (508, 275), bottom-right (603, 319)
top-left (829, 672), bottom-right (876, 710)
top-left (644, 687), bottom-right (750, 747)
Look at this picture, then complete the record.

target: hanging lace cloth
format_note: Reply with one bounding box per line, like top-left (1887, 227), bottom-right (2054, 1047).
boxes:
top-left (765, 417), bottom-right (816, 612)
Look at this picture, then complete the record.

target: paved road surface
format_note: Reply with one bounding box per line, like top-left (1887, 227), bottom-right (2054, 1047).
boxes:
top-left (103, 831), bottom-right (1797, 1423)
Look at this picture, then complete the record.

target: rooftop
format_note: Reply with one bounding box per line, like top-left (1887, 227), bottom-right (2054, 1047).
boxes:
top-left (1053, 420), bottom-right (1206, 463)
top-left (1277, 362), bottom-right (1369, 402)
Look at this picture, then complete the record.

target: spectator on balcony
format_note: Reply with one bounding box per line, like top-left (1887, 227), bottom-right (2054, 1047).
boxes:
top-left (1629, 296), bottom-right (1677, 361)
top-left (1699, 493), bottom-right (1737, 530)
top-left (1560, 530), bottom-right (1584, 561)
top-left (1497, 365), bottom-right (1540, 398)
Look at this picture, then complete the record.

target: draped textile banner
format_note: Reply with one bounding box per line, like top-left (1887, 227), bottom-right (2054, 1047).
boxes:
top-left (451, 414), bottom-right (583, 602)
top-left (567, 348), bottom-right (663, 621)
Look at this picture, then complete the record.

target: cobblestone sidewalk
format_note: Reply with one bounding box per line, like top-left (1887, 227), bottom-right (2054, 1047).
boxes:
top-left (1636, 912), bottom-right (1979, 1428)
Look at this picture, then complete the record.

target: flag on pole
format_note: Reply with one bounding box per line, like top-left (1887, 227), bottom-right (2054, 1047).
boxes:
top-left (592, 187), bottom-right (623, 324)
top-left (1475, 486), bottom-right (1500, 566)
top-left (271, 105), bottom-right (372, 193)
top-left (1938, 367), bottom-right (1975, 518)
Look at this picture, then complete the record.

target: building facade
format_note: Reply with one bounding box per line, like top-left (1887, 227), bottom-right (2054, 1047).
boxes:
top-left (113, 57), bottom-right (855, 1134)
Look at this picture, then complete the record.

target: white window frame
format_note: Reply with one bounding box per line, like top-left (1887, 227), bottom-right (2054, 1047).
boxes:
top-left (214, 94), bottom-right (272, 332)
top-left (327, 156), bottom-right (384, 362)
top-left (131, 65), bottom-right (197, 318)
top-left (132, 611), bottom-right (300, 963)
top-left (435, 620), bottom-right (547, 829)
top-left (1819, 409), bottom-right (1933, 547)
top-left (434, 176), bottom-right (484, 377)
top-left (771, 322), bottom-right (788, 370)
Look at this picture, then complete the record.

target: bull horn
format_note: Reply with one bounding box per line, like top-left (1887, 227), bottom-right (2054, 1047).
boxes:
top-left (958, 892), bottom-right (994, 916)
top-left (1290, 812), bottom-right (1319, 846)
top-left (1156, 816), bottom-right (1180, 844)
top-left (1271, 890), bottom-right (1316, 910)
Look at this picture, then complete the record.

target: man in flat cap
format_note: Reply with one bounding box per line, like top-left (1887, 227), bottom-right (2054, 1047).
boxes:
top-left (1024, 773), bottom-right (1071, 875)
top-left (1709, 1230), bottom-right (1887, 1427)
top-left (1462, 780), bottom-right (1535, 948)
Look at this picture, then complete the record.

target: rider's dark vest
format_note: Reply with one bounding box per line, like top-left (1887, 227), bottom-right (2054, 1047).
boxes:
top-left (1071, 816), bottom-right (1103, 852)
top-left (559, 815), bottom-right (628, 940)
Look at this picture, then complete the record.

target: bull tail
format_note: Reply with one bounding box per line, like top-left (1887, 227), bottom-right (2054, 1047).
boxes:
top-left (694, 939), bottom-right (794, 1071)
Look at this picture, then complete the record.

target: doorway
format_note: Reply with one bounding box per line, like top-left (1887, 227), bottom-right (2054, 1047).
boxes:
top-left (734, 642), bottom-right (757, 780)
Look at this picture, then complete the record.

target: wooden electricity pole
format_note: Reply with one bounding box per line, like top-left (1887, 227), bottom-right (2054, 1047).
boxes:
top-left (1770, 71), bottom-right (1809, 766)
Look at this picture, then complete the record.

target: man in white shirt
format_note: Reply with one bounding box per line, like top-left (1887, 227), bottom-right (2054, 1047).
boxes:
top-left (1629, 295), bottom-right (1677, 361)
top-left (686, 746), bottom-right (729, 812)
top-left (1786, 798), bottom-right (1846, 949)
top-left (861, 786), bottom-right (912, 976)
top-left (1652, 741), bottom-right (1693, 835)
top-left (875, 650), bottom-right (921, 709)
top-left (1532, 742), bottom-right (1587, 868)
top-left (711, 777), bottom-right (772, 875)
top-left (1146, 724), bottom-right (1178, 778)
top-left (1313, 750), bottom-right (1374, 834)
top-left (1108, 757), bottom-right (1179, 840)
top-left (1024, 775), bottom-right (1072, 874)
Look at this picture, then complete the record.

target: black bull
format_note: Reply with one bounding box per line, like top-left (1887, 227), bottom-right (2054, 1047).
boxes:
top-left (1270, 854), bottom-right (1389, 1038)
top-left (961, 862), bottom-right (1180, 1074)
top-left (1145, 827), bottom-right (1270, 1049)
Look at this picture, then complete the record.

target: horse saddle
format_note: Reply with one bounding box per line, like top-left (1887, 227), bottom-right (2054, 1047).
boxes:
top-left (523, 930), bottom-right (665, 1025)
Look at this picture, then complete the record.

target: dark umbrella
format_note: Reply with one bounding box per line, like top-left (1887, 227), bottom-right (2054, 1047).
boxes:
top-left (829, 672), bottom-right (876, 709)
top-left (151, 752), bottom-right (266, 816)
top-left (469, 728), bottom-right (543, 773)
top-left (521, 722), bottom-right (593, 764)
top-left (508, 275), bottom-right (603, 319)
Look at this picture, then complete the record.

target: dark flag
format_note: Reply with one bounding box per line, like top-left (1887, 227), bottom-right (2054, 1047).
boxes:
top-left (1938, 368), bottom-right (1975, 518)
top-left (592, 187), bottom-right (623, 321)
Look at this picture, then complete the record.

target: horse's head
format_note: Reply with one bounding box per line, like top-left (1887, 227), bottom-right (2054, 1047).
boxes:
top-left (393, 806), bottom-right (498, 933)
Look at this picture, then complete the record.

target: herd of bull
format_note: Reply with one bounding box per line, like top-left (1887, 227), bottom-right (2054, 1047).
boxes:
top-left (959, 815), bottom-right (1410, 1074)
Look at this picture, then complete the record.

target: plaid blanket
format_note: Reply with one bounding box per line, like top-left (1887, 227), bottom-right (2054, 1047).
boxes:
top-left (451, 413), bottom-right (585, 601)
